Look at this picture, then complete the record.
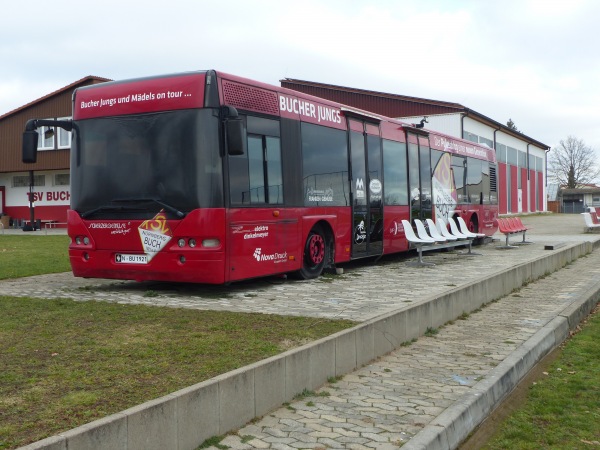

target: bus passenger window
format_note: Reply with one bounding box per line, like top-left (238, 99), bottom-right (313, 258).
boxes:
top-left (229, 134), bottom-right (283, 206)
top-left (248, 136), bottom-right (266, 203)
top-left (382, 139), bottom-right (408, 205)
top-left (301, 123), bottom-right (348, 207)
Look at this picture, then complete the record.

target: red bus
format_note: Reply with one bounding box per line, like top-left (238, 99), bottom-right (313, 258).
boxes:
top-left (22, 70), bottom-right (497, 284)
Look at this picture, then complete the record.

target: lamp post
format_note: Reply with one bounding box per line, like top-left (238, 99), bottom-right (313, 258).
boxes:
top-left (27, 169), bottom-right (35, 231)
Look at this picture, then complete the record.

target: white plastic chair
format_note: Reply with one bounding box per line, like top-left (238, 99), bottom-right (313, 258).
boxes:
top-left (448, 217), bottom-right (472, 239)
top-left (582, 212), bottom-right (600, 232)
top-left (457, 216), bottom-right (485, 238)
top-left (426, 218), bottom-right (456, 241)
top-left (402, 220), bottom-right (434, 244)
top-left (402, 219), bottom-right (435, 266)
top-left (415, 219), bottom-right (445, 243)
top-left (436, 217), bottom-right (463, 240)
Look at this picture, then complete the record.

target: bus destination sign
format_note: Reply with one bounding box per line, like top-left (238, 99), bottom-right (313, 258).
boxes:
top-left (74, 73), bottom-right (206, 120)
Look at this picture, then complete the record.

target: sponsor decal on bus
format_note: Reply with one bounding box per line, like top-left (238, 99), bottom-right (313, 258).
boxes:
top-left (231, 225), bottom-right (270, 239)
top-left (306, 187), bottom-right (334, 202)
top-left (138, 210), bottom-right (172, 261)
top-left (432, 152), bottom-right (457, 221)
top-left (278, 93), bottom-right (344, 129)
top-left (253, 248), bottom-right (287, 263)
top-left (75, 73), bottom-right (205, 120)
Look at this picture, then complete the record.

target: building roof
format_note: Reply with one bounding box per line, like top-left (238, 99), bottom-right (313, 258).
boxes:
top-left (0, 75), bottom-right (111, 120)
top-left (561, 187), bottom-right (600, 194)
top-left (281, 78), bottom-right (550, 150)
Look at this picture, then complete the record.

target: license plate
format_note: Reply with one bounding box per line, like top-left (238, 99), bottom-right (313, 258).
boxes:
top-left (115, 253), bottom-right (148, 264)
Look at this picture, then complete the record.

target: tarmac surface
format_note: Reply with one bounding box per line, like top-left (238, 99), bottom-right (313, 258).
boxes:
top-left (4, 213), bottom-right (600, 449)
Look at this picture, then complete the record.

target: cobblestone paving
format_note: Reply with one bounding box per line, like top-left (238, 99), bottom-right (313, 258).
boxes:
top-left (2, 224), bottom-right (599, 449)
top-left (0, 233), bottom-right (596, 322)
top-left (209, 246), bottom-right (600, 449)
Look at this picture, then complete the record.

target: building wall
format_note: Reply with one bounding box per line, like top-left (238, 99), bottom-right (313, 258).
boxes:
top-left (0, 171), bottom-right (70, 224)
top-left (402, 114), bottom-right (461, 137)
top-left (403, 114), bottom-right (547, 214)
top-left (0, 92), bottom-right (73, 173)
top-left (0, 77), bottom-right (108, 225)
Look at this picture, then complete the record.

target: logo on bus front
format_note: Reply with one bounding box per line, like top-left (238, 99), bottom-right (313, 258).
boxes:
top-left (138, 210), bottom-right (173, 261)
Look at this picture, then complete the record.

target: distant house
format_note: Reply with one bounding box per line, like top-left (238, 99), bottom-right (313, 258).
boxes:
top-left (0, 76), bottom-right (110, 228)
top-left (547, 183), bottom-right (560, 213)
top-left (559, 186), bottom-right (600, 214)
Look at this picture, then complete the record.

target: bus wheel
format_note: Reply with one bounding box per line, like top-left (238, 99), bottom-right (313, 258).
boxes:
top-left (298, 226), bottom-right (327, 279)
top-left (469, 216), bottom-right (479, 233)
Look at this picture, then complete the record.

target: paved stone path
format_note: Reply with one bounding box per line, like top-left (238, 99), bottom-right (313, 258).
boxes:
top-left (3, 217), bottom-right (600, 449)
top-left (209, 246), bottom-right (600, 449)
top-left (1, 233), bottom-right (596, 322)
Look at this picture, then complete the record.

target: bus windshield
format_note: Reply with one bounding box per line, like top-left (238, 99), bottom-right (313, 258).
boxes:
top-left (70, 109), bottom-right (223, 219)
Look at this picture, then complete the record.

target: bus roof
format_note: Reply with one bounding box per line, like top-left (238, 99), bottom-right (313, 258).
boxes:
top-left (73, 69), bottom-right (496, 162)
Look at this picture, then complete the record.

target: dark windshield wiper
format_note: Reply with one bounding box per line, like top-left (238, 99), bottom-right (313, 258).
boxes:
top-left (112, 198), bottom-right (186, 218)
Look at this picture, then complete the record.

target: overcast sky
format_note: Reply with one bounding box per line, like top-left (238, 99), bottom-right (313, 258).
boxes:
top-left (1, 0), bottom-right (598, 152)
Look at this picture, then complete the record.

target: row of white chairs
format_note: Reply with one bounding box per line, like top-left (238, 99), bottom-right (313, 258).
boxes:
top-left (402, 216), bottom-right (485, 266)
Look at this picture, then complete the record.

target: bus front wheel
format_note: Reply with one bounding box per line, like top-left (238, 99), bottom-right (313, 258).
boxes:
top-left (297, 226), bottom-right (327, 279)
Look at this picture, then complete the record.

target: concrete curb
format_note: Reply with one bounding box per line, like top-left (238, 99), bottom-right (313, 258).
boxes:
top-left (18, 241), bottom-right (595, 450)
top-left (403, 252), bottom-right (600, 450)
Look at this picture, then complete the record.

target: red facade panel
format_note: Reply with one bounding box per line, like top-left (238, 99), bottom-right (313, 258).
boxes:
top-left (537, 172), bottom-right (544, 211)
top-left (521, 167), bottom-right (528, 212)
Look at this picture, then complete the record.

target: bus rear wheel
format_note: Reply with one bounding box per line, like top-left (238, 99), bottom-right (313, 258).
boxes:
top-left (297, 226), bottom-right (327, 279)
top-left (469, 216), bottom-right (479, 233)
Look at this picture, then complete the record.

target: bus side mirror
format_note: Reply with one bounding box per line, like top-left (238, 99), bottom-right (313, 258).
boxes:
top-left (226, 118), bottom-right (246, 156)
top-left (22, 130), bottom-right (39, 163)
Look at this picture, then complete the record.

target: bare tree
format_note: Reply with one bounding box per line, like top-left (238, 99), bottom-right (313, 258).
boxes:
top-left (548, 136), bottom-right (600, 188)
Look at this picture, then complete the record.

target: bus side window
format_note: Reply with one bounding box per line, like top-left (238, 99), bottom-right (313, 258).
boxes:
top-left (229, 116), bottom-right (283, 206)
top-left (382, 139), bottom-right (408, 206)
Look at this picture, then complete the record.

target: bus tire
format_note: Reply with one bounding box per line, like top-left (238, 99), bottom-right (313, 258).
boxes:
top-left (297, 226), bottom-right (327, 279)
top-left (469, 215), bottom-right (479, 233)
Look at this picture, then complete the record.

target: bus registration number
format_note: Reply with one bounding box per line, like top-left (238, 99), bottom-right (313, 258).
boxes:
top-left (115, 254), bottom-right (148, 264)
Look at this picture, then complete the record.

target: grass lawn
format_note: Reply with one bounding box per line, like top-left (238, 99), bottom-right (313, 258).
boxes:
top-left (0, 235), bottom-right (71, 279)
top-left (1, 233), bottom-right (599, 449)
top-left (482, 304), bottom-right (600, 449)
top-left (0, 296), bottom-right (355, 449)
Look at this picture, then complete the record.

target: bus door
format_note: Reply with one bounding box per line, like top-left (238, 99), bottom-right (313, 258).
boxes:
top-left (348, 119), bottom-right (383, 258)
top-left (407, 132), bottom-right (432, 222)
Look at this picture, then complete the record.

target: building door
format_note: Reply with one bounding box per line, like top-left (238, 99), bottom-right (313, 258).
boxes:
top-left (348, 119), bottom-right (383, 258)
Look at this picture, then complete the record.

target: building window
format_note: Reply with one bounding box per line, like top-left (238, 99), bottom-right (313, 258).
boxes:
top-left (478, 136), bottom-right (493, 148)
top-left (462, 131), bottom-right (478, 143)
top-left (496, 143), bottom-right (507, 163)
top-left (13, 174), bottom-right (45, 188)
top-left (54, 173), bottom-right (70, 186)
top-left (37, 125), bottom-right (55, 150)
top-left (37, 117), bottom-right (72, 150)
top-left (57, 117), bottom-right (71, 148)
